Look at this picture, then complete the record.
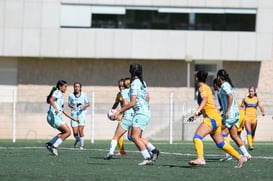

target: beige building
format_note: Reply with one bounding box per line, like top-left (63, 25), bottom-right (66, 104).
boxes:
top-left (0, 0), bottom-right (273, 141)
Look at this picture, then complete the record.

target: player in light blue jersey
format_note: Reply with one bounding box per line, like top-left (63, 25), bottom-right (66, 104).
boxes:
top-left (114, 63), bottom-right (160, 166)
top-left (217, 69), bottom-right (251, 159)
top-left (68, 82), bottom-right (90, 150)
top-left (104, 78), bottom-right (134, 160)
top-left (45, 80), bottom-right (79, 156)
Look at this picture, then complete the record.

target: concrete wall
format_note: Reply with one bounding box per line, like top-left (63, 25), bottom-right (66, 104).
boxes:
top-left (0, 0), bottom-right (272, 60)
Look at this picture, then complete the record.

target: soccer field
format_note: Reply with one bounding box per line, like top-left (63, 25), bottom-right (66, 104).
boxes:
top-left (0, 140), bottom-right (273, 181)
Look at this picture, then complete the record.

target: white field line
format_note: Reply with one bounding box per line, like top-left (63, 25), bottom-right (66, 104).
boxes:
top-left (0, 146), bottom-right (273, 160)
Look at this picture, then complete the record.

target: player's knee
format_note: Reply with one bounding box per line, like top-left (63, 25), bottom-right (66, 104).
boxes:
top-left (193, 134), bottom-right (203, 141)
top-left (216, 141), bottom-right (225, 149)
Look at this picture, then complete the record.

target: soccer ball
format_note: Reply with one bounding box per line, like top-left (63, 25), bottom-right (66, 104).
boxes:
top-left (107, 109), bottom-right (117, 121)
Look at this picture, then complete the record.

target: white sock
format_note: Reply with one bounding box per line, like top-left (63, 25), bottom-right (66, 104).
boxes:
top-left (240, 145), bottom-right (250, 157)
top-left (146, 142), bottom-right (156, 152)
top-left (109, 140), bottom-right (117, 155)
top-left (53, 138), bottom-right (63, 148)
top-left (80, 137), bottom-right (84, 147)
top-left (140, 150), bottom-right (151, 160)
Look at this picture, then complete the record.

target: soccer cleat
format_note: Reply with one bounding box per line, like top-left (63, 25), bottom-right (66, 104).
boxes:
top-left (117, 150), bottom-right (126, 155)
top-left (79, 146), bottom-right (84, 150)
top-left (138, 159), bottom-right (153, 166)
top-left (219, 155), bottom-right (233, 162)
top-left (45, 142), bottom-right (53, 153)
top-left (51, 146), bottom-right (59, 156)
top-left (248, 146), bottom-right (254, 151)
top-left (104, 153), bottom-right (113, 160)
top-left (151, 148), bottom-right (160, 162)
top-left (188, 158), bottom-right (206, 166)
top-left (235, 155), bottom-right (247, 168)
top-left (74, 140), bottom-right (79, 148)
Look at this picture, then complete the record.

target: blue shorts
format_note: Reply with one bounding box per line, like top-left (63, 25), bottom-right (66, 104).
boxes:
top-left (222, 111), bottom-right (239, 128)
top-left (47, 111), bottom-right (64, 129)
top-left (71, 113), bottom-right (86, 127)
top-left (132, 112), bottom-right (151, 131)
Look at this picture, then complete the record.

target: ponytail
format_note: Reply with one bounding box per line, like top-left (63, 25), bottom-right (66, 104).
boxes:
top-left (46, 80), bottom-right (67, 104)
top-left (46, 86), bottom-right (57, 104)
top-left (217, 69), bottom-right (234, 87)
top-left (129, 63), bottom-right (146, 88)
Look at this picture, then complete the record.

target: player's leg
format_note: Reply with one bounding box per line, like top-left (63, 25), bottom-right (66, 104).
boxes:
top-left (117, 121), bottom-right (126, 155)
top-left (131, 126), bottom-right (153, 165)
top-left (49, 123), bottom-right (71, 156)
top-left (220, 127), bottom-right (232, 161)
top-left (78, 125), bottom-right (85, 149)
top-left (212, 132), bottom-right (247, 168)
top-left (245, 119), bottom-right (253, 150)
top-left (250, 121), bottom-right (257, 150)
top-left (188, 122), bottom-right (211, 166)
top-left (140, 137), bottom-right (160, 162)
top-left (72, 125), bottom-right (80, 148)
top-left (229, 125), bottom-right (251, 159)
top-left (104, 124), bottom-right (127, 160)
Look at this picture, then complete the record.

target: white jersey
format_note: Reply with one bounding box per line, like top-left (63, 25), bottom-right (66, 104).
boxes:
top-left (48, 90), bottom-right (64, 113)
top-left (121, 88), bottom-right (134, 119)
top-left (68, 92), bottom-right (89, 117)
top-left (219, 81), bottom-right (239, 118)
top-left (130, 78), bottom-right (150, 114)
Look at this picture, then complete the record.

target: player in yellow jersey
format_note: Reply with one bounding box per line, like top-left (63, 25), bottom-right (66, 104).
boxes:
top-left (188, 71), bottom-right (247, 168)
top-left (240, 86), bottom-right (265, 150)
top-left (111, 79), bottom-right (126, 155)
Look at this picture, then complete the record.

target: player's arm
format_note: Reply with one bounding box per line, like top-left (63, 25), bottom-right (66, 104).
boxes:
top-left (225, 93), bottom-right (233, 118)
top-left (240, 98), bottom-right (245, 109)
top-left (112, 93), bottom-right (120, 109)
top-left (68, 97), bottom-right (76, 110)
top-left (146, 93), bottom-right (150, 103)
top-left (63, 109), bottom-right (79, 122)
top-left (194, 96), bottom-right (207, 119)
top-left (258, 99), bottom-right (265, 116)
top-left (115, 95), bottom-right (136, 116)
top-left (48, 96), bottom-right (59, 114)
top-left (81, 102), bottom-right (90, 109)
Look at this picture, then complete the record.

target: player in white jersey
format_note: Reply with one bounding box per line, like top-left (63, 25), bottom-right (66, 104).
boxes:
top-left (45, 80), bottom-right (79, 156)
top-left (217, 69), bottom-right (251, 159)
top-left (114, 63), bottom-right (160, 166)
top-left (68, 82), bottom-right (90, 150)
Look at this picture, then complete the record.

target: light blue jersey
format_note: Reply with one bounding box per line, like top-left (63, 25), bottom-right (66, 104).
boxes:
top-left (121, 88), bottom-right (134, 119)
top-left (130, 78), bottom-right (151, 131)
top-left (48, 90), bottom-right (64, 113)
top-left (219, 81), bottom-right (239, 127)
top-left (130, 78), bottom-right (150, 114)
top-left (68, 92), bottom-right (89, 118)
top-left (47, 89), bottom-right (64, 129)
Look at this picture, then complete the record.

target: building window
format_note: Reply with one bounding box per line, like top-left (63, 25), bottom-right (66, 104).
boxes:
top-left (61, 4), bottom-right (256, 32)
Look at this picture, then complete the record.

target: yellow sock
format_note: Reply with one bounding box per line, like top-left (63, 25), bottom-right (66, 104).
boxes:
top-left (247, 135), bottom-right (253, 147)
top-left (252, 135), bottom-right (255, 146)
top-left (193, 138), bottom-right (203, 159)
top-left (221, 142), bottom-right (240, 160)
top-left (224, 136), bottom-right (230, 145)
top-left (118, 137), bottom-right (124, 151)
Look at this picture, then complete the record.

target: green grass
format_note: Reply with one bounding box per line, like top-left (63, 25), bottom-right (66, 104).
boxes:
top-left (0, 140), bottom-right (273, 181)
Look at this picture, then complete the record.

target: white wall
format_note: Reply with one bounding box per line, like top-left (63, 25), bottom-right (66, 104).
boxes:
top-left (0, 0), bottom-right (272, 61)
